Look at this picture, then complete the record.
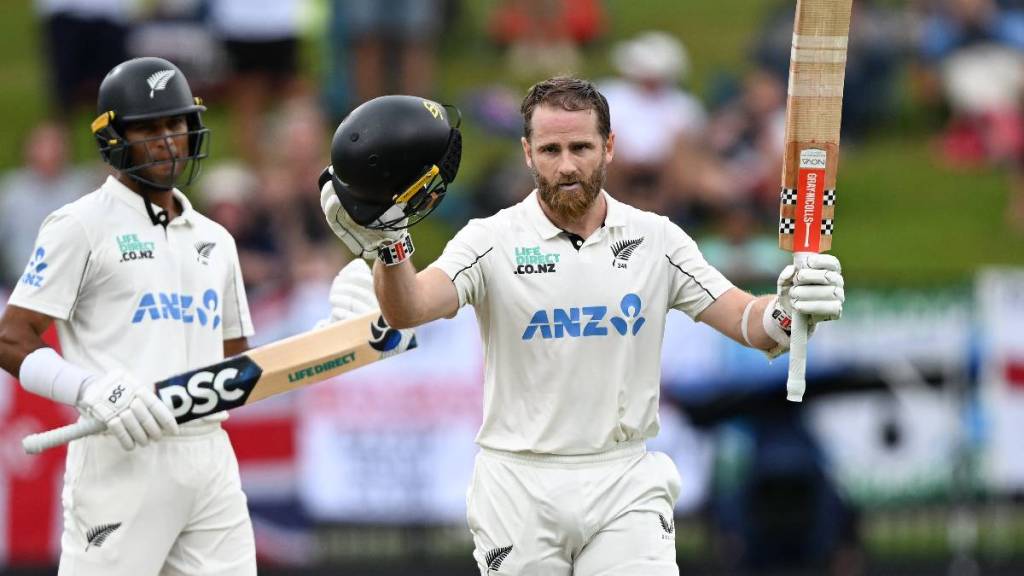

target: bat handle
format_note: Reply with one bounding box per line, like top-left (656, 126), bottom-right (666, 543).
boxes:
top-left (786, 252), bottom-right (812, 402)
top-left (22, 417), bottom-right (106, 454)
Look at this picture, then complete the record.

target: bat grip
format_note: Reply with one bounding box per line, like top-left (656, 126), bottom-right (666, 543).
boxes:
top-left (786, 252), bottom-right (812, 402)
top-left (22, 417), bottom-right (105, 454)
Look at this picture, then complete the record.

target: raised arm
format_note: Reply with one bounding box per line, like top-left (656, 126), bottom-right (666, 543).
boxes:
top-left (698, 254), bottom-right (845, 358)
top-left (374, 260), bottom-right (458, 330)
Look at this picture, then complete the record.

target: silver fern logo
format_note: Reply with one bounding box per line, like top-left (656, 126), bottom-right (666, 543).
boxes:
top-left (147, 70), bottom-right (176, 98)
top-left (658, 513), bottom-right (675, 540)
top-left (86, 522), bottom-right (122, 550)
top-left (611, 237), bottom-right (644, 269)
top-left (485, 544), bottom-right (513, 573)
top-left (195, 240), bottom-right (216, 265)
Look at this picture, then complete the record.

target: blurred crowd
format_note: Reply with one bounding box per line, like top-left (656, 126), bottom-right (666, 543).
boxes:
top-left (5, 1), bottom-right (1024, 573)
top-left (9, 0), bottom-right (1024, 298)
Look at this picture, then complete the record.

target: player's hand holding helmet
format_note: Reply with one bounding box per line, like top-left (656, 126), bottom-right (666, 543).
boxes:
top-left (320, 95), bottom-right (462, 265)
top-left (315, 259), bottom-right (417, 354)
top-left (77, 371), bottom-right (180, 451)
top-left (320, 171), bottom-right (407, 260)
top-left (763, 254), bottom-right (845, 357)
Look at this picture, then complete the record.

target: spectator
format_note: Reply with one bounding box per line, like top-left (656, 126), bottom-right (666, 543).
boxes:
top-left (0, 122), bottom-right (99, 287)
top-left (599, 31), bottom-right (731, 222)
top-left (207, 0), bottom-right (310, 165)
top-left (752, 0), bottom-right (905, 141)
top-left (36, 0), bottom-right (135, 122)
top-left (488, 0), bottom-right (605, 79)
top-left (200, 162), bottom-right (281, 295)
top-left (699, 201), bottom-right (791, 289)
top-left (332, 0), bottom-right (443, 107)
top-left (705, 68), bottom-right (787, 218)
top-left (914, 0), bottom-right (1024, 166)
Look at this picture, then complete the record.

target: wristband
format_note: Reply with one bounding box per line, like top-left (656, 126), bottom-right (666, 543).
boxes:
top-left (762, 295), bottom-right (792, 346)
top-left (19, 347), bottom-right (96, 406)
top-left (740, 298), bottom-right (757, 347)
top-left (377, 234), bottom-right (414, 266)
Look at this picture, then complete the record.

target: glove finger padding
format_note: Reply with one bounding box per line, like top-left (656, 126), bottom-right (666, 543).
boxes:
top-left (330, 260), bottom-right (378, 315)
top-left (106, 417), bottom-right (135, 451)
top-left (804, 253), bottom-right (841, 272)
top-left (329, 284), bottom-right (377, 318)
top-left (334, 258), bottom-right (374, 292)
top-left (118, 405), bottom-right (150, 447)
top-left (317, 258), bottom-right (382, 328)
top-left (130, 398), bottom-right (164, 441)
top-left (322, 188), bottom-right (375, 259)
top-left (139, 388), bottom-right (179, 435)
top-left (78, 371), bottom-right (178, 450)
top-left (320, 178), bottom-right (406, 260)
top-left (793, 268), bottom-right (845, 287)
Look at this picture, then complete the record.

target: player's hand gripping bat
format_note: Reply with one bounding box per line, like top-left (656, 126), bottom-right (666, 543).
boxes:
top-left (22, 311), bottom-right (414, 453)
top-left (778, 0), bottom-right (852, 402)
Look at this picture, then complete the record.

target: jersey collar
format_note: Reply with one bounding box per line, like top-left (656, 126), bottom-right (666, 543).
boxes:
top-left (526, 188), bottom-right (627, 240)
top-left (102, 175), bottom-right (197, 226)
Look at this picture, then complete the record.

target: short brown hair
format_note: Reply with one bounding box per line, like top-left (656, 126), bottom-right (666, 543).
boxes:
top-left (521, 76), bottom-right (611, 142)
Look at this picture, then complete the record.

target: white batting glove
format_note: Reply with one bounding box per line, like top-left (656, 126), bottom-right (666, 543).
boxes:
top-left (320, 172), bottom-right (406, 260)
top-left (315, 259), bottom-right (377, 328)
top-left (314, 260), bottom-right (417, 354)
top-left (763, 254), bottom-right (845, 357)
top-left (77, 371), bottom-right (179, 451)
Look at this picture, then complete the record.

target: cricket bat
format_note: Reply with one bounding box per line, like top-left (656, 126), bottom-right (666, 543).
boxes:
top-left (22, 311), bottom-right (415, 454)
top-left (778, 0), bottom-right (852, 402)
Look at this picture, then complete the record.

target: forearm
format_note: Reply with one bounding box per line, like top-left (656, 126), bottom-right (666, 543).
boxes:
top-left (374, 260), bottom-right (426, 329)
top-left (373, 260), bottom-right (459, 329)
top-left (741, 294), bottom-right (783, 351)
top-left (698, 289), bottom-right (778, 352)
top-left (0, 311), bottom-right (49, 378)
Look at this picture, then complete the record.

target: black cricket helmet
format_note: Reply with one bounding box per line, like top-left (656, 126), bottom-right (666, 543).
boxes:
top-left (92, 57), bottom-right (209, 190)
top-left (321, 95), bottom-right (462, 229)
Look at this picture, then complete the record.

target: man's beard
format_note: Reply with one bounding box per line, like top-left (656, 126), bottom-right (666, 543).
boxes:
top-left (533, 159), bottom-right (605, 223)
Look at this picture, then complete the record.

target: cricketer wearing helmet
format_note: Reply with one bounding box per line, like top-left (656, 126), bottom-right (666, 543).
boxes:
top-left (321, 80), bottom-right (844, 575)
top-left (0, 56), bottom-right (258, 575)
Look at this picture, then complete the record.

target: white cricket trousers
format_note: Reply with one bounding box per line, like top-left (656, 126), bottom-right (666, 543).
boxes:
top-left (466, 441), bottom-right (682, 576)
top-left (57, 423), bottom-right (256, 576)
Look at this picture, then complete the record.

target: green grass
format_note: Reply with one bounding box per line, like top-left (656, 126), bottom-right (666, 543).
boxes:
top-left (835, 135), bottom-right (1024, 287)
top-left (1, 0), bottom-right (1021, 285)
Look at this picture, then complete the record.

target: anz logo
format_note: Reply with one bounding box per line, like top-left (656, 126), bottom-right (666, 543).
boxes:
top-left (131, 288), bottom-right (221, 330)
top-left (522, 293), bottom-right (647, 340)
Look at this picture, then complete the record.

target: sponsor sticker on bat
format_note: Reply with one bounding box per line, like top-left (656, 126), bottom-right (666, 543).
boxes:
top-left (796, 148), bottom-right (827, 251)
top-left (155, 357), bottom-right (262, 423)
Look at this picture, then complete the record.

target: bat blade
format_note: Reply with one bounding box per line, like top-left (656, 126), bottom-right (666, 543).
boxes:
top-left (778, 0), bottom-right (852, 402)
top-left (22, 311), bottom-right (415, 453)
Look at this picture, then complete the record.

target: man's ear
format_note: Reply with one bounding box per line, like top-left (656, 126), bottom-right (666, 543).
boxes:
top-left (605, 131), bottom-right (616, 164)
top-left (521, 136), bottom-right (533, 169)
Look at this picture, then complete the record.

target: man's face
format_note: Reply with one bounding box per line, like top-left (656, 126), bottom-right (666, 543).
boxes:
top-left (123, 115), bottom-right (189, 186)
top-left (522, 104), bottom-right (614, 222)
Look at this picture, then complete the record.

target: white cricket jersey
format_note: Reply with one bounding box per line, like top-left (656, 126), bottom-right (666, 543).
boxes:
top-left (9, 176), bottom-right (253, 425)
top-left (429, 190), bottom-right (733, 455)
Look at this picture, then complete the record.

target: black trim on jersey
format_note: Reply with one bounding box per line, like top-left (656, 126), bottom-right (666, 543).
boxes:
top-left (665, 255), bottom-right (716, 301)
top-left (68, 250), bottom-right (93, 319)
top-left (564, 232), bottom-right (585, 251)
top-left (559, 222), bottom-right (604, 252)
top-left (451, 247), bottom-right (493, 282)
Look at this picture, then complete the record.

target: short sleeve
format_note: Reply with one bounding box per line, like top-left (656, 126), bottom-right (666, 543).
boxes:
top-left (219, 235), bottom-right (254, 339)
top-left (664, 218), bottom-right (734, 319)
top-left (8, 210), bottom-right (93, 320)
top-left (427, 219), bottom-right (493, 308)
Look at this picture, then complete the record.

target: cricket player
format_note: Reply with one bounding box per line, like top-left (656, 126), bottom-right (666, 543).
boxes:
top-left (0, 56), bottom-right (257, 575)
top-left (320, 79), bottom-right (845, 575)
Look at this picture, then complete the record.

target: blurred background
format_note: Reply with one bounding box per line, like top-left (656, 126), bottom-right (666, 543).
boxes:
top-left (2, 0), bottom-right (1024, 574)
